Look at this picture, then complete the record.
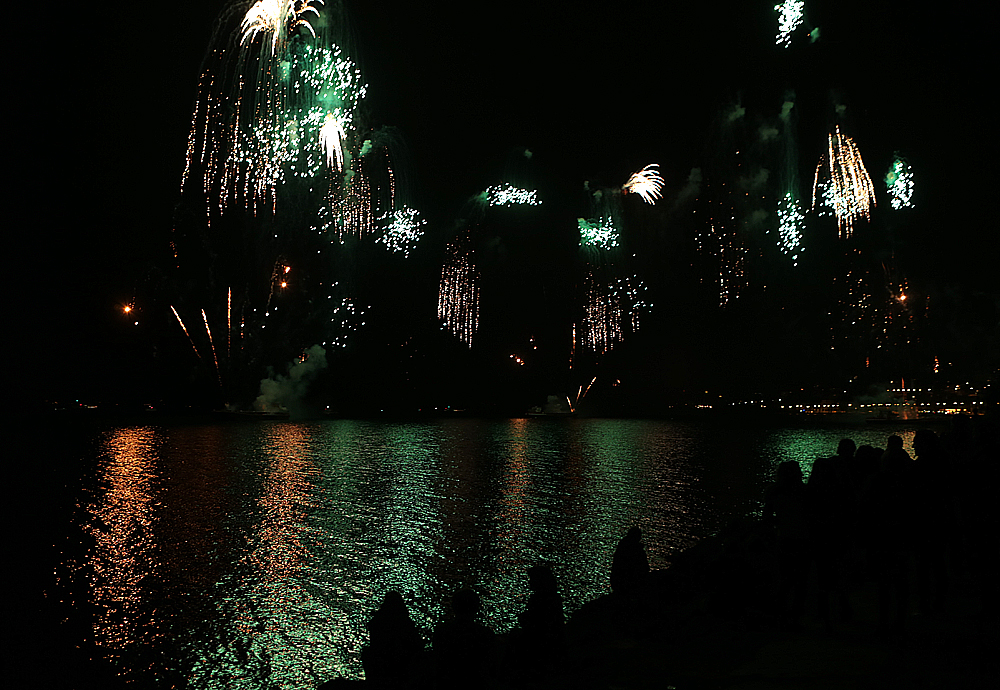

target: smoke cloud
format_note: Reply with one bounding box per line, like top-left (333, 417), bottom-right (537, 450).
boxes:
top-left (780, 100), bottom-right (795, 122)
top-left (740, 168), bottom-right (770, 192)
top-left (726, 105), bottom-right (746, 123)
top-left (672, 167), bottom-right (702, 210)
top-left (759, 125), bottom-right (780, 143)
top-left (255, 344), bottom-right (328, 419)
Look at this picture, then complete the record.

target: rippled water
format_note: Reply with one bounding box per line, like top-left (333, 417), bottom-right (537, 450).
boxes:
top-left (55, 417), bottom-right (921, 688)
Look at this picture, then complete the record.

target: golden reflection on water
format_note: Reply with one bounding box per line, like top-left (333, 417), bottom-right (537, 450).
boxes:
top-left (196, 423), bottom-right (332, 689)
top-left (497, 418), bottom-right (530, 555)
top-left (254, 424), bottom-right (316, 578)
top-left (86, 426), bottom-right (162, 653)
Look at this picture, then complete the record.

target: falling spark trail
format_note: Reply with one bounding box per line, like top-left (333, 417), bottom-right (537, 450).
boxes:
top-left (202, 309), bottom-right (223, 386)
top-left (171, 306), bottom-right (203, 361)
top-left (227, 287), bottom-right (232, 359)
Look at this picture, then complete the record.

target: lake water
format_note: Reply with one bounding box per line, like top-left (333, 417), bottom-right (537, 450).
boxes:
top-left (49, 416), bottom-right (927, 688)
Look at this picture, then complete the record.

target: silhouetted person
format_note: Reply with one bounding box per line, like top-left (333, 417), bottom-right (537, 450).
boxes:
top-left (361, 591), bottom-right (424, 688)
top-left (432, 588), bottom-right (496, 689)
top-left (833, 437), bottom-right (862, 496)
top-left (863, 439), bottom-right (915, 634)
top-left (611, 526), bottom-right (650, 598)
top-left (854, 444), bottom-right (882, 494)
top-left (807, 455), bottom-right (854, 631)
top-left (763, 460), bottom-right (810, 630)
top-left (911, 428), bottom-right (953, 617)
top-left (512, 565), bottom-right (566, 677)
top-left (610, 526), bottom-right (650, 634)
top-left (881, 434), bottom-right (911, 472)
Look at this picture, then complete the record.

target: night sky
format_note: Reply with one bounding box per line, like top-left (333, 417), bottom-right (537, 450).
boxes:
top-left (29, 1), bottom-right (995, 413)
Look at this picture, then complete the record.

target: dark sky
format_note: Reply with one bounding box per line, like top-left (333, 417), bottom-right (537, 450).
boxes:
top-left (29, 1), bottom-right (994, 408)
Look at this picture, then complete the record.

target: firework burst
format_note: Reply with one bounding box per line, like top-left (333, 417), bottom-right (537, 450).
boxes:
top-left (811, 126), bottom-right (875, 238)
top-left (774, 1), bottom-right (805, 48)
top-left (240, 0), bottom-right (324, 56)
top-left (622, 164), bottom-right (664, 204)
top-left (484, 182), bottom-right (541, 207)
top-left (578, 217), bottom-right (620, 251)
top-left (885, 154), bottom-right (914, 210)
top-left (376, 206), bottom-right (426, 258)
top-left (776, 192), bottom-right (805, 264)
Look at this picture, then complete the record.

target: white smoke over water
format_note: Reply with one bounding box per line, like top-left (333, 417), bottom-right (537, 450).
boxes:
top-left (255, 344), bottom-right (328, 419)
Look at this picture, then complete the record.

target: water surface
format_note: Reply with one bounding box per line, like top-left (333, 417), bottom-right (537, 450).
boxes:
top-left (54, 417), bottom-right (921, 687)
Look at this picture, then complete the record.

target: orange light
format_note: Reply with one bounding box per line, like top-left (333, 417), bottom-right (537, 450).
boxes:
top-left (280, 281), bottom-right (287, 288)
top-left (123, 305), bottom-right (132, 314)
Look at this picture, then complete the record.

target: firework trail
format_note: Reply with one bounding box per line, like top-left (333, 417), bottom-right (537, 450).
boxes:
top-left (227, 287), bottom-right (232, 358)
top-left (202, 309), bottom-right (223, 386)
top-left (171, 306), bottom-right (203, 361)
top-left (811, 125), bottom-right (875, 238)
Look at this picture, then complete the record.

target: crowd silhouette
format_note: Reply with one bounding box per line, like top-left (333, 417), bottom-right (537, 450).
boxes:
top-left (319, 415), bottom-right (997, 688)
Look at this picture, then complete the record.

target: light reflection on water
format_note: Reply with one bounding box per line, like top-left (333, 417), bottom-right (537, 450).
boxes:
top-left (84, 427), bottom-right (162, 657)
top-left (69, 418), bottom-right (927, 687)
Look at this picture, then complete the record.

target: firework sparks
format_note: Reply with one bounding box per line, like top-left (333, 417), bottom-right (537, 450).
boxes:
top-left (324, 296), bottom-right (368, 349)
top-left (581, 273), bottom-right (651, 355)
top-left (438, 240), bottom-right (479, 347)
top-left (885, 155), bottom-right (914, 210)
top-left (240, 0), bottom-right (324, 56)
top-left (319, 111), bottom-right (346, 170)
top-left (569, 375), bottom-right (598, 411)
top-left (622, 164), bottom-right (664, 204)
top-left (774, 1), bottom-right (805, 48)
top-left (227, 287), bottom-right (232, 358)
top-left (202, 309), bottom-right (223, 386)
top-left (811, 126), bottom-right (875, 238)
top-left (485, 182), bottom-right (541, 207)
top-left (776, 192), bottom-right (805, 264)
top-left (170, 306), bottom-right (203, 361)
top-left (185, 28), bottom-right (368, 216)
top-left (376, 206), bottom-right (426, 258)
top-left (578, 217), bottom-right (620, 251)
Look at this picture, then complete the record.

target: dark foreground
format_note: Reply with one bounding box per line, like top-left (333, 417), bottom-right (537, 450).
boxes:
top-left (18, 535), bottom-right (995, 690)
